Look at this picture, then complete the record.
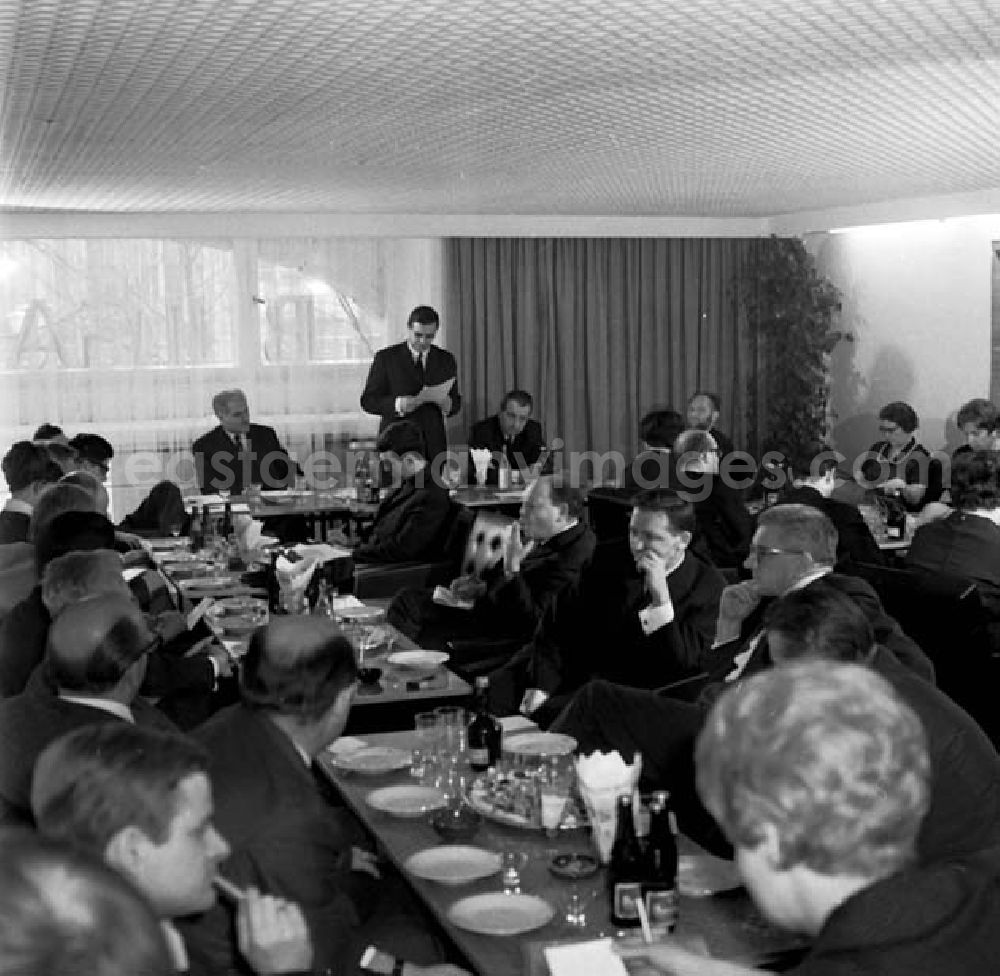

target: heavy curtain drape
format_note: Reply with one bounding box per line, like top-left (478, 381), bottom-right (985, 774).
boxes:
top-left (446, 238), bottom-right (757, 473)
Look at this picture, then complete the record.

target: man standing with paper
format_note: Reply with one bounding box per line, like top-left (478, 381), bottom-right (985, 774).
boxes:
top-left (361, 306), bottom-right (461, 468)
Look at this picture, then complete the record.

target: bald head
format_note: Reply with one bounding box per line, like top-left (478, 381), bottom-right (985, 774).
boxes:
top-left (47, 595), bottom-right (152, 695)
top-left (241, 616), bottom-right (357, 722)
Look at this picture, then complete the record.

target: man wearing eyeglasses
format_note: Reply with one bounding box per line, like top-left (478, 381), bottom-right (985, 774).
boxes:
top-left (0, 593), bottom-right (174, 824)
top-left (360, 306), bottom-right (462, 469)
top-left (707, 503), bottom-right (933, 684)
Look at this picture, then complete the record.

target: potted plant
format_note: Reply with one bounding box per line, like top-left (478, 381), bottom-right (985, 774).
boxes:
top-left (741, 236), bottom-right (849, 463)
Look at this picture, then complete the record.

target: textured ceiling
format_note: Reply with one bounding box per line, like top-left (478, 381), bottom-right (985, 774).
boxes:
top-left (0, 0), bottom-right (998, 218)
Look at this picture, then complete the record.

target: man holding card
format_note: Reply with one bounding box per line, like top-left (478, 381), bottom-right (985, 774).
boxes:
top-left (360, 305), bottom-right (461, 468)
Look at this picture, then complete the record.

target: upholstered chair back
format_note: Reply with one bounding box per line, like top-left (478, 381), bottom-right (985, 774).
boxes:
top-left (459, 512), bottom-right (516, 577)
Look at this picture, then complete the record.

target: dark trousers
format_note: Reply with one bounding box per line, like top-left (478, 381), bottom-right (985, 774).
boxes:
top-left (549, 679), bottom-right (731, 857)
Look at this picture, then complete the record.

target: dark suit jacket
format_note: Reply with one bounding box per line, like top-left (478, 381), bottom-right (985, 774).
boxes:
top-left (621, 449), bottom-right (678, 491)
top-left (906, 512), bottom-right (1000, 616)
top-left (0, 508), bottom-right (31, 545)
top-left (709, 428), bottom-right (735, 457)
top-left (871, 646), bottom-right (1000, 863)
top-left (703, 571), bottom-right (936, 686)
top-left (0, 585), bottom-right (215, 702)
top-left (680, 474), bottom-right (753, 570)
top-left (477, 521), bottom-right (596, 635)
top-left (781, 484), bottom-right (883, 568)
top-left (527, 547), bottom-right (725, 696)
top-left (0, 691), bottom-right (173, 824)
top-left (192, 423), bottom-right (297, 495)
top-left (360, 342), bottom-right (461, 464)
top-left (468, 415), bottom-right (545, 483)
top-left (352, 476), bottom-right (451, 564)
top-left (182, 704), bottom-right (362, 976)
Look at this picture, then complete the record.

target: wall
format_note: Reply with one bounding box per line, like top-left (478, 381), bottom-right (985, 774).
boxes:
top-left (807, 216), bottom-right (999, 464)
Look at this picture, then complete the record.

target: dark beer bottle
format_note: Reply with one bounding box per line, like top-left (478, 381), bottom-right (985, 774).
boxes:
top-left (220, 501), bottom-right (234, 541)
top-left (467, 676), bottom-right (502, 772)
top-left (644, 791), bottom-right (680, 935)
top-left (189, 505), bottom-right (204, 552)
top-left (607, 794), bottom-right (645, 928)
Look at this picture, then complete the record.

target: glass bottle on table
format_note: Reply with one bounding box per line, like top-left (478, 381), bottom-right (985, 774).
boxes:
top-left (467, 676), bottom-right (502, 772)
top-left (644, 790), bottom-right (679, 936)
top-left (188, 505), bottom-right (204, 553)
top-left (607, 793), bottom-right (646, 929)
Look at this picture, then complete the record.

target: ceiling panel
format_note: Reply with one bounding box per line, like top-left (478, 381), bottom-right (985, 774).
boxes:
top-left (1, 0), bottom-right (997, 217)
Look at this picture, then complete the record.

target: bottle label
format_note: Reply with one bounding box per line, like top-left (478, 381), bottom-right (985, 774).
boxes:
top-left (468, 747), bottom-right (489, 767)
top-left (645, 888), bottom-right (679, 932)
top-left (613, 882), bottom-right (643, 921)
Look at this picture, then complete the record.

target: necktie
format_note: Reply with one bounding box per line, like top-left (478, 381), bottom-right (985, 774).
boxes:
top-left (414, 352), bottom-right (425, 386)
top-left (232, 433), bottom-right (247, 490)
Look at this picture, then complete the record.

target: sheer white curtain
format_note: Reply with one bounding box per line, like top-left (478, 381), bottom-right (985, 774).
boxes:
top-left (0, 236), bottom-right (444, 517)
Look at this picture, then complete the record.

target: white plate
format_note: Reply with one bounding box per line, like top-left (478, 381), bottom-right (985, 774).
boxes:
top-left (178, 575), bottom-right (241, 590)
top-left (386, 650), bottom-right (450, 671)
top-left (328, 746), bottom-right (412, 775)
top-left (340, 604), bottom-right (385, 622)
top-left (214, 596), bottom-right (268, 614)
top-left (677, 854), bottom-right (742, 897)
top-left (405, 845), bottom-right (502, 885)
top-left (365, 785), bottom-right (447, 818)
top-left (447, 893), bottom-right (554, 936)
top-left (503, 731), bottom-right (577, 758)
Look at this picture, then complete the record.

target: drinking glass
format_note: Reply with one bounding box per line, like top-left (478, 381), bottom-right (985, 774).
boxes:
top-left (500, 851), bottom-right (529, 894)
top-left (434, 705), bottom-right (467, 758)
top-left (414, 711), bottom-right (441, 782)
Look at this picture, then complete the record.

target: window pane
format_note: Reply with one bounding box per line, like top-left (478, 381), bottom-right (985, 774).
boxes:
top-left (256, 239), bottom-right (388, 365)
top-left (0, 239), bottom-right (235, 371)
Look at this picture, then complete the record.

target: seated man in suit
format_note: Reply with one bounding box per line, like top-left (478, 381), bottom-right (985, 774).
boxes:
top-left (488, 490), bottom-right (725, 720)
top-left (0, 482), bottom-right (95, 618)
top-left (361, 305), bottom-right (462, 468)
top-left (554, 581), bottom-right (1000, 866)
top-left (192, 389), bottom-right (298, 495)
top-left (68, 432), bottom-right (115, 484)
top-left (352, 420), bottom-right (452, 564)
top-left (685, 390), bottom-right (734, 457)
top-left (705, 503), bottom-right (933, 685)
top-left (0, 441), bottom-right (63, 544)
top-left (0, 593), bottom-right (172, 824)
top-left (181, 615), bottom-right (468, 976)
top-left (952, 397), bottom-right (1000, 462)
top-left (621, 661), bottom-right (1000, 976)
top-left (0, 515), bottom-right (224, 714)
top-left (467, 389), bottom-right (545, 484)
top-left (32, 723), bottom-right (314, 976)
top-left (906, 449), bottom-right (1000, 618)
top-left (621, 408), bottom-right (685, 491)
top-left (0, 832), bottom-right (173, 976)
top-left (387, 474), bottom-right (596, 658)
top-left (777, 446), bottom-right (883, 567)
top-left (674, 428), bottom-right (752, 570)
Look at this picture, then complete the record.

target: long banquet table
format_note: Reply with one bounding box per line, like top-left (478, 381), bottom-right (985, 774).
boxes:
top-left (318, 730), bottom-right (805, 976)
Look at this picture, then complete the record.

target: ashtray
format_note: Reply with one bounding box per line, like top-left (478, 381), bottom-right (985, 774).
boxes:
top-left (548, 852), bottom-right (599, 880)
top-left (357, 666), bottom-right (382, 685)
top-left (429, 806), bottom-right (482, 843)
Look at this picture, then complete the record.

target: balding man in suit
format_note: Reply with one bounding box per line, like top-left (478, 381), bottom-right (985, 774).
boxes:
top-left (0, 594), bottom-right (172, 824)
top-left (192, 389), bottom-right (298, 495)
